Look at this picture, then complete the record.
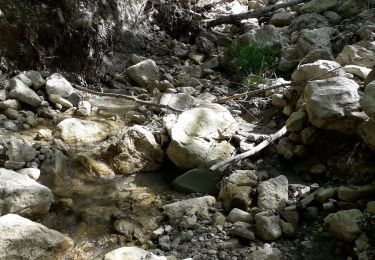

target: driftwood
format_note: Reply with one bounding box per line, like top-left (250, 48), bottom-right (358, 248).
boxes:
top-left (207, 0), bottom-right (307, 27)
top-left (72, 84), bottom-right (184, 113)
top-left (209, 126), bottom-right (287, 171)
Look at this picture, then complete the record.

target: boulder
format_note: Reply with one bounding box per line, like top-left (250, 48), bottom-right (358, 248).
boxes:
top-left (0, 99), bottom-right (21, 110)
top-left (364, 68), bottom-right (375, 86)
top-left (54, 118), bottom-right (109, 144)
top-left (255, 212), bottom-right (282, 241)
top-left (0, 168), bottom-right (54, 216)
top-left (336, 41), bottom-right (375, 68)
top-left (227, 208), bottom-right (253, 223)
top-left (167, 103), bottom-right (237, 169)
top-left (300, 0), bottom-right (337, 13)
top-left (336, 0), bottom-right (369, 18)
top-left (304, 77), bottom-right (365, 134)
top-left (104, 247), bottom-right (167, 260)
top-left (344, 65), bottom-right (371, 80)
top-left (48, 94), bottom-right (73, 109)
top-left (257, 175), bottom-right (288, 210)
top-left (152, 93), bottom-right (195, 112)
top-left (45, 73), bottom-right (73, 98)
top-left (337, 185), bottom-right (375, 202)
top-left (359, 118), bottom-right (375, 152)
top-left (0, 214), bottom-right (73, 259)
top-left (289, 13), bottom-right (329, 32)
top-left (101, 125), bottom-right (163, 174)
top-left (296, 28), bottom-right (335, 56)
top-left (25, 70), bottom-right (45, 89)
top-left (324, 209), bottom-right (363, 241)
top-left (8, 78), bottom-right (42, 107)
top-left (292, 60), bottom-right (344, 83)
top-left (126, 59), bottom-right (160, 88)
top-left (286, 110), bottom-right (308, 132)
top-left (361, 81), bottom-right (375, 117)
top-left (270, 11), bottom-right (296, 27)
top-left (76, 101), bottom-right (91, 117)
top-left (6, 139), bottom-right (37, 163)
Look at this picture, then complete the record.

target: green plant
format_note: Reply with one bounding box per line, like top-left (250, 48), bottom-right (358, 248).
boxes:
top-left (227, 42), bottom-right (278, 84)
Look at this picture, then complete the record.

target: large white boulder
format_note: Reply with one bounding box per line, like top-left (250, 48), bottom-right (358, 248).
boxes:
top-left (0, 168), bottom-right (54, 216)
top-left (167, 103), bottom-right (238, 169)
top-left (0, 214), bottom-right (73, 259)
top-left (304, 77), bottom-right (366, 134)
top-left (45, 73), bottom-right (74, 98)
top-left (102, 125), bottom-right (164, 174)
top-left (54, 118), bottom-right (109, 144)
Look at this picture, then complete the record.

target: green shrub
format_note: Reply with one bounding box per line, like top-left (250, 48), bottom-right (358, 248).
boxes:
top-left (227, 42), bottom-right (278, 84)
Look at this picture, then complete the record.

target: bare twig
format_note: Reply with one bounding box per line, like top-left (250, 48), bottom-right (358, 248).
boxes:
top-left (209, 126), bottom-right (287, 171)
top-left (207, 0), bottom-right (307, 27)
top-left (72, 84), bottom-right (184, 113)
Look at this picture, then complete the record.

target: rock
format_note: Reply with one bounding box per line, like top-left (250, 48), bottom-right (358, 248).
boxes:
top-left (255, 212), bottom-right (282, 241)
top-left (292, 60), bottom-right (344, 83)
top-left (315, 187), bottom-right (337, 203)
top-left (365, 201), bottom-right (375, 215)
top-left (336, 0), bottom-right (369, 18)
top-left (25, 70), bottom-right (45, 89)
top-left (163, 196), bottom-right (216, 224)
top-left (324, 209), bottom-right (363, 241)
top-left (76, 101), bottom-right (91, 117)
top-left (286, 110), bottom-right (308, 132)
top-left (301, 126), bottom-right (318, 144)
top-left (45, 73), bottom-right (73, 98)
top-left (0, 99), bottom-right (21, 110)
top-left (72, 153), bottom-right (115, 180)
top-left (0, 168), bottom-right (54, 216)
top-left (227, 208), bottom-right (253, 223)
top-left (40, 149), bottom-right (68, 182)
top-left (4, 108), bottom-right (20, 120)
top-left (238, 25), bottom-right (286, 48)
top-left (8, 78), bottom-right (42, 107)
top-left (276, 137), bottom-right (295, 160)
top-left (364, 68), bottom-right (375, 86)
top-left (114, 219), bottom-right (138, 238)
top-left (102, 125), bottom-right (163, 174)
top-left (54, 118), bottom-right (109, 144)
top-left (6, 139), bottom-right (37, 162)
top-left (344, 65), bottom-right (371, 79)
top-left (337, 185), bottom-right (375, 202)
top-left (218, 170), bottom-right (258, 212)
top-left (278, 46), bottom-right (300, 72)
top-left (248, 246), bottom-right (282, 260)
top-left (301, 49), bottom-right (335, 65)
top-left (152, 93), bottom-right (195, 112)
top-left (359, 118), bottom-right (375, 151)
top-left (0, 214), bottom-right (72, 259)
top-left (48, 94), bottom-right (73, 109)
top-left (104, 246), bottom-right (168, 260)
top-left (171, 168), bottom-right (222, 194)
top-left (17, 168), bottom-right (41, 180)
top-left (361, 82), bottom-right (375, 117)
top-left (196, 36), bottom-right (215, 54)
top-left (336, 41), bottom-right (375, 68)
top-left (300, 0), bottom-right (337, 13)
top-left (304, 77), bottom-right (365, 134)
top-left (289, 13), bottom-right (329, 31)
top-left (13, 73), bottom-right (32, 86)
top-left (230, 222), bottom-right (255, 241)
top-left (4, 161), bottom-right (26, 170)
top-left (270, 11), bottom-right (296, 27)
top-left (167, 103), bottom-right (237, 169)
top-left (127, 59), bottom-right (160, 88)
top-left (280, 219), bottom-right (295, 237)
top-left (297, 28), bottom-right (335, 56)
top-left (323, 10), bottom-right (342, 24)
top-left (257, 175), bottom-right (288, 210)
top-left (310, 163), bottom-right (327, 175)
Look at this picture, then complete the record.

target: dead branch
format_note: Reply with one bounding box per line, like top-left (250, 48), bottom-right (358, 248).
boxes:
top-left (207, 0), bottom-right (307, 27)
top-left (72, 84), bottom-right (185, 113)
top-left (209, 126), bottom-right (287, 171)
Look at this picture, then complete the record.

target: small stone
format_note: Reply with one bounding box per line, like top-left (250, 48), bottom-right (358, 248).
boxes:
top-left (227, 208), bottom-right (253, 223)
top-left (158, 235), bottom-right (171, 251)
top-left (230, 222), bottom-right (255, 241)
top-left (212, 212), bottom-right (226, 226)
top-left (286, 110), bottom-right (308, 132)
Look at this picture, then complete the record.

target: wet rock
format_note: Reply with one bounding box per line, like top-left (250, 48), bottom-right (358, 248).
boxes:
top-left (248, 246), bottom-right (282, 260)
top-left (102, 125), bottom-right (163, 174)
top-left (163, 196), bottom-right (215, 224)
top-left (286, 110), bottom-right (308, 132)
top-left (54, 118), bottom-right (109, 144)
top-left (0, 168), bottom-right (53, 216)
top-left (40, 149), bottom-right (67, 180)
top-left (80, 206), bottom-right (120, 225)
top-left (104, 246), bottom-right (168, 260)
top-left (45, 73), bottom-right (73, 98)
top-left (255, 212), bottom-right (282, 241)
top-left (0, 214), bottom-right (73, 259)
top-left (114, 219), bottom-right (139, 239)
top-left (152, 93), bottom-right (195, 112)
top-left (9, 78), bottom-right (42, 107)
top-left (257, 175), bottom-right (288, 210)
top-left (25, 70), bottom-right (45, 89)
top-left (6, 139), bottom-right (37, 163)
top-left (227, 208), bottom-right (253, 223)
top-left (167, 103), bottom-right (237, 169)
top-left (324, 209), bottom-right (363, 241)
top-left (336, 41), bottom-right (375, 68)
top-left (300, 0), bottom-right (337, 13)
top-left (127, 59), bottom-right (160, 88)
top-left (304, 77), bottom-right (365, 134)
top-left (218, 170), bottom-right (258, 212)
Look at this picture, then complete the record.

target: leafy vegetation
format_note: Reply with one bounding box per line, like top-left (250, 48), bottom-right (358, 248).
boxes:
top-left (227, 42), bottom-right (279, 84)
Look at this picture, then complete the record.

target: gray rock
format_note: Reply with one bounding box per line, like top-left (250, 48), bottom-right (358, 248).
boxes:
top-left (359, 118), bottom-right (375, 151)
top-left (54, 118), bottom-right (109, 144)
top-left (152, 93), bottom-right (195, 112)
top-left (0, 99), bottom-right (21, 110)
top-left (4, 160), bottom-right (26, 170)
top-left (6, 139), bottom-right (37, 162)
top-left (292, 60), bottom-right (344, 83)
top-left (76, 101), bottom-right (91, 117)
top-left (297, 28), bottom-right (335, 56)
top-left (127, 59), bottom-right (160, 88)
top-left (255, 212), bottom-right (282, 241)
top-left (248, 246), bottom-right (282, 260)
top-left (301, 126), bottom-right (318, 144)
top-left (48, 94), bottom-right (73, 109)
top-left (300, 0), bottom-right (337, 13)
top-left (257, 175), bottom-right (288, 210)
top-left (0, 214), bottom-right (73, 259)
top-left (270, 11), bottom-right (296, 27)
top-left (0, 168), bottom-right (54, 216)
top-left (336, 41), bottom-right (375, 68)
top-left (338, 185), bottom-right (375, 202)
top-left (196, 36), bottom-right (215, 54)
top-left (17, 168), bottom-right (41, 180)
top-left (25, 70), bottom-right (46, 89)
top-left (324, 209), bottom-right (363, 241)
top-left (286, 110), bottom-right (308, 132)
top-left (40, 149), bottom-right (68, 182)
top-left (230, 222), bottom-right (255, 241)
top-left (336, 0), bottom-right (369, 18)
top-left (289, 13), bottom-right (329, 32)
top-left (361, 81), bottom-right (375, 117)
top-left (45, 73), bottom-right (73, 98)
top-left (9, 78), bottom-right (42, 107)
top-left (104, 246), bottom-right (168, 260)
top-left (280, 219), bottom-right (295, 237)
top-left (13, 73), bottom-right (32, 87)
top-left (227, 208), bottom-right (253, 223)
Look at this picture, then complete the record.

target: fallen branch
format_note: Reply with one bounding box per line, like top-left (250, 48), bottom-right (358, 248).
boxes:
top-left (209, 126), bottom-right (287, 171)
top-left (207, 0), bottom-right (307, 27)
top-left (72, 84), bottom-right (184, 113)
